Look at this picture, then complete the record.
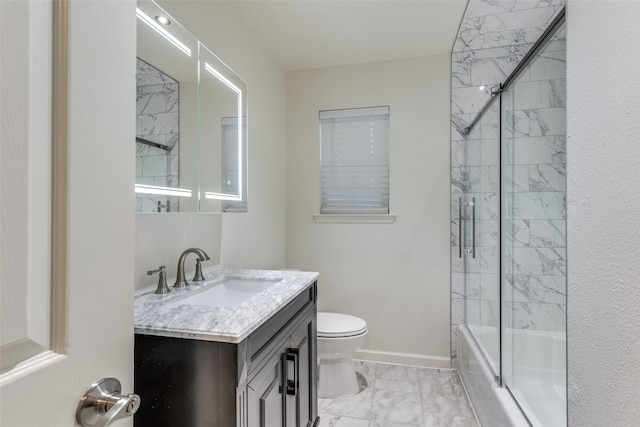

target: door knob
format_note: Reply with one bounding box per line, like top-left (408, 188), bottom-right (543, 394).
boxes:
top-left (76, 377), bottom-right (140, 427)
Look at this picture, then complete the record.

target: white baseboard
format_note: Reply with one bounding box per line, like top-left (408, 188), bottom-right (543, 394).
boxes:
top-left (353, 349), bottom-right (451, 369)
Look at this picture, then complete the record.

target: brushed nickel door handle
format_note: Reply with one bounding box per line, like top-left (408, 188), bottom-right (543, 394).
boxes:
top-left (76, 377), bottom-right (140, 427)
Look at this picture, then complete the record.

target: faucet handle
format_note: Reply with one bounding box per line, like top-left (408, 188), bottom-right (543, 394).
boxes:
top-left (193, 259), bottom-right (205, 282)
top-left (147, 266), bottom-right (170, 294)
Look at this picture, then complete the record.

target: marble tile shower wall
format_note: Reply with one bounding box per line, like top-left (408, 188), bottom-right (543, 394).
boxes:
top-left (451, 0), bottom-right (565, 134)
top-left (450, 0), bottom-right (565, 362)
top-left (503, 35), bottom-right (566, 334)
top-left (136, 59), bottom-right (180, 212)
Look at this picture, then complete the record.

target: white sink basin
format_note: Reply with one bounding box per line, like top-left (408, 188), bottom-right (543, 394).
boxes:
top-left (167, 277), bottom-right (281, 308)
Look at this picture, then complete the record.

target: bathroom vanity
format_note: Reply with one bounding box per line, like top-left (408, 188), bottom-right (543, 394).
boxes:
top-left (133, 269), bottom-right (319, 427)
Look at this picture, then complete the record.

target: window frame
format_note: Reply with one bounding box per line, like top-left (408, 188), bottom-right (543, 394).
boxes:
top-left (317, 106), bottom-right (394, 223)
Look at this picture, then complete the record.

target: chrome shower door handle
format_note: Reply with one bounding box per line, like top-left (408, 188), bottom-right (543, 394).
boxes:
top-left (472, 197), bottom-right (476, 259)
top-left (76, 377), bottom-right (140, 427)
top-left (458, 197), bottom-right (462, 258)
top-left (459, 197), bottom-right (477, 259)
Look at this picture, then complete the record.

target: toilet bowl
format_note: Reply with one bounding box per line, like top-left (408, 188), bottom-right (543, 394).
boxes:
top-left (317, 312), bottom-right (368, 399)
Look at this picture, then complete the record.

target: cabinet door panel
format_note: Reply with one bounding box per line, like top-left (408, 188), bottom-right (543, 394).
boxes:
top-left (297, 335), bottom-right (310, 425)
top-left (260, 374), bottom-right (283, 427)
top-left (248, 348), bottom-right (284, 427)
top-left (290, 311), bottom-right (316, 427)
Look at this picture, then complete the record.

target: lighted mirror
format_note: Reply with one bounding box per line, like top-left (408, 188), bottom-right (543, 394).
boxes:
top-left (135, 0), bottom-right (247, 213)
top-left (199, 43), bottom-right (248, 212)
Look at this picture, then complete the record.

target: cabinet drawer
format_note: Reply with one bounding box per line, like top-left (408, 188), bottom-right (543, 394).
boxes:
top-left (248, 282), bottom-right (316, 363)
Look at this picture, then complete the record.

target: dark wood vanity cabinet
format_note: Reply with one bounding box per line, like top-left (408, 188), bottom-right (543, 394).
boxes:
top-left (134, 282), bottom-right (318, 427)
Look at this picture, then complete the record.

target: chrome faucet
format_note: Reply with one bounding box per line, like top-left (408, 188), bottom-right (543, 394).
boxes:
top-left (174, 248), bottom-right (210, 288)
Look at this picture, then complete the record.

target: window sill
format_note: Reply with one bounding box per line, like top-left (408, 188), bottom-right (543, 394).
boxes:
top-left (313, 213), bottom-right (397, 224)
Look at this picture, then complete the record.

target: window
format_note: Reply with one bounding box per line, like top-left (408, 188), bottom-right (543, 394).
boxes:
top-left (319, 106), bottom-right (390, 215)
top-left (222, 117), bottom-right (248, 212)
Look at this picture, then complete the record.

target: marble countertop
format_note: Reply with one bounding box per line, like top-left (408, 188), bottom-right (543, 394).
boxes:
top-left (134, 268), bottom-right (319, 343)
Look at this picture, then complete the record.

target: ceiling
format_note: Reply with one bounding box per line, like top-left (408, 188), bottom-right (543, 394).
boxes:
top-left (230, 0), bottom-right (468, 71)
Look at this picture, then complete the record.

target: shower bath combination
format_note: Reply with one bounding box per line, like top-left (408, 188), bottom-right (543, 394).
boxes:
top-left (452, 7), bottom-right (567, 427)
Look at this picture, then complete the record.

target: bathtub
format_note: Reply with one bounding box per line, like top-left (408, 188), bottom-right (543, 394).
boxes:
top-left (502, 326), bottom-right (567, 427)
top-left (457, 324), bottom-right (567, 427)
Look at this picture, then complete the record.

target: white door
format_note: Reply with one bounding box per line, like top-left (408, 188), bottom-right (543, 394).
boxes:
top-left (0, 1), bottom-right (136, 426)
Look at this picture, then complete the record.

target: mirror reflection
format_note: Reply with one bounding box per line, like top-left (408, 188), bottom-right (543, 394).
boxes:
top-left (136, 59), bottom-right (183, 212)
top-left (135, 0), bottom-right (247, 213)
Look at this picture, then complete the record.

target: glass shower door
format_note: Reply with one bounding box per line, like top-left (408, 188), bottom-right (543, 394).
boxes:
top-left (501, 23), bottom-right (567, 427)
top-left (462, 99), bottom-right (501, 376)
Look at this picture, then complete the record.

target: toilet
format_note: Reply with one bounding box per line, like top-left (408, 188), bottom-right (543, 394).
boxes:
top-left (317, 312), bottom-right (368, 398)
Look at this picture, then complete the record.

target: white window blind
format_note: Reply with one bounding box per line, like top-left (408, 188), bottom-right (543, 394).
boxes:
top-left (320, 106), bottom-right (390, 214)
top-left (222, 117), bottom-right (247, 212)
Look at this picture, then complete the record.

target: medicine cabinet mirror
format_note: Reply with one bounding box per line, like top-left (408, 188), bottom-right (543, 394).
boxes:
top-left (135, 0), bottom-right (247, 213)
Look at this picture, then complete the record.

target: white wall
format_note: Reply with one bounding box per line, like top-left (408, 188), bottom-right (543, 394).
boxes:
top-left (286, 56), bottom-right (452, 367)
top-left (135, 1), bottom-right (287, 291)
top-left (135, 213), bottom-right (223, 293)
top-left (567, 1), bottom-right (640, 425)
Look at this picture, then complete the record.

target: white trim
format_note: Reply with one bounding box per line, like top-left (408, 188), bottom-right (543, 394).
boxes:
top-left (354, 349), bottom-right (450, 369)
top-left (313, 213), bottom-right (397, 224)
top-left (0, 351), bottom-right (67, 387)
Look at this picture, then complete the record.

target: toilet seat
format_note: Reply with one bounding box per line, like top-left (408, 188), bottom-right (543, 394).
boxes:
top-left (317, 312), bottom-right (367, 338)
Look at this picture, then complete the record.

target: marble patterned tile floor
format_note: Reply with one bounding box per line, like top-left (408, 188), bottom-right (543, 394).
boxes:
top-left (318, 361), bottom-right (479, 427)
